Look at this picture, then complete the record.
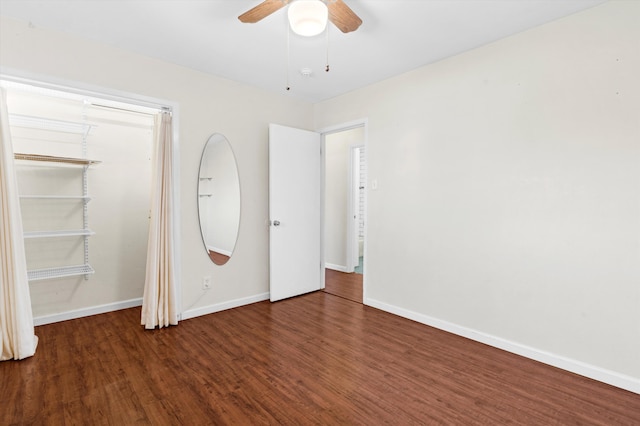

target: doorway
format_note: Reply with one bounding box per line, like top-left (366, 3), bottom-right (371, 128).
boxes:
top-left (322, 124), bottom-right (366, 303)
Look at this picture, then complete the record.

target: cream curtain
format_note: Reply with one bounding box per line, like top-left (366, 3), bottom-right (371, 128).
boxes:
top-left (0, 88), bottom-right (38, 360)
top-left (141, 111), bottom-right (178, 329)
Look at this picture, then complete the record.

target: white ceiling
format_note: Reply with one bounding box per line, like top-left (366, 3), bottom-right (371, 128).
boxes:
top-left (0, 0), bottom-right (606, 103)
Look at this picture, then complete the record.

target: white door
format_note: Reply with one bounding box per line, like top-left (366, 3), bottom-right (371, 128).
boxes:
top-left (269, 123), bottom-right (322, 302)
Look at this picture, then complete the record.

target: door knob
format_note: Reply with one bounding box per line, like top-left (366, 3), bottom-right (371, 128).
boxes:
top-left (273, 220), bottom-right (281, 226)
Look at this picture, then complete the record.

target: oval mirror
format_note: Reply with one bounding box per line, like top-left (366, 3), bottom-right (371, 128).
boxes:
top-left (198, 133), bottom-right (240, 265)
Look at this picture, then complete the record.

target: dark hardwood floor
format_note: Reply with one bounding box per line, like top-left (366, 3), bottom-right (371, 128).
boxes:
top-left (2, 292), bottom-right (638, 425)
top-left (324, 268), bottom-right (362, 303)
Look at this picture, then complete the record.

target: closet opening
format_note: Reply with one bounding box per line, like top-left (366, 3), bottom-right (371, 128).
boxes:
top-left (1, 77), bottom-right (177, 325)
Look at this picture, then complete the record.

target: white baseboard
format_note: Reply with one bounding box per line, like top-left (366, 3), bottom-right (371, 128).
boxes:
top-left (33, 292), bottom-right (271, 327)
top-left (181, 292), bottom-right (270, 321)
top-left (365, 297), bottom-right (640, 395)
top-left (33, 298), bottom-right (143, 326)
top-left (325, 263), bottom-right (349, 273)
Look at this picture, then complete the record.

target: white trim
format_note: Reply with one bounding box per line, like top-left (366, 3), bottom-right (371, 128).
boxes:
top-left (320, 132), bottom-right (326, 290)
top-left (345, 144), bottom-right (357, 272)
top-left (181, 292), bottom-right (270, 321)
top-left (317, 118), bottom-right (368, 135)
top-left (346, 143), bottom-right (364, 272)
top-left (365, 297), bottom-right (640, 395)
top-left (171, 104), bottom-right (182, 321)
top-left (325, 262), bottom-right (348, 273)
top-left (34, 298), bottom-right (142, 326)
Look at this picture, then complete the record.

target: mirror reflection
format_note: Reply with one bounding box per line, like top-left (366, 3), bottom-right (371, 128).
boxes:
top-left (198, 133), bottom-right (240, 265)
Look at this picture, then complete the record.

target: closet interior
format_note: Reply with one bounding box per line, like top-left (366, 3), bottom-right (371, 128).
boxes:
top-left (3, 81), bottom-right (158, 320)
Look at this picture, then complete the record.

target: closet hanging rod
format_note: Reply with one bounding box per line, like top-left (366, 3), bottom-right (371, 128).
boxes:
top-left (91, 103), bottom-right (153, 116)
top-left (90, 103), bottom-right (166, 116)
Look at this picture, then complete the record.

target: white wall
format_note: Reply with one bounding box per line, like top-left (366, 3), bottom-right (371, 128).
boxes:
top-left (0, 16), bottom-right (313, 319)
top-left (324, 127), bottom-right (363, 270)
top-left (315, 1), bottom-right (640, 387)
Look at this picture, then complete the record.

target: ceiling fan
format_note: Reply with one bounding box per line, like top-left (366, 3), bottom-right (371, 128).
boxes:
top-left (238, 0), bottom-right (362, 34)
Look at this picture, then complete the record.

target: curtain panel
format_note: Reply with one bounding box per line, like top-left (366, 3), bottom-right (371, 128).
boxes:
top-left (141, 111), bottom-right (178, 329)
top-left (0, 88), bottom-right (38, 360)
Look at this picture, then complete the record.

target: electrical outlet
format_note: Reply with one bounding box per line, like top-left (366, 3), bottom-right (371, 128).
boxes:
top-left (202, 276), bottom-right (212, 290)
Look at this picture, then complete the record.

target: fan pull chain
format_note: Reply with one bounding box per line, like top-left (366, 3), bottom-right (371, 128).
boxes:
top-left (325, 24), bottom-right (330, 72)
top-left (286, 21), bottom-right (291, 91)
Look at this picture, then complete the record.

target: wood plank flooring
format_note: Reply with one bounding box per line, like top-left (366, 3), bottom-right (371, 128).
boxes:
top-left (323, 268), bottom-right (362, 303)
top-left (1, 292), bottom-right (639, 425)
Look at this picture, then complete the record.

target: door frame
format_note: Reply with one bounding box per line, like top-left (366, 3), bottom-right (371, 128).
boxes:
top-left (319, 118), bottom-right (368, 300)
top-left (347, 143), bottom-right (365, 273)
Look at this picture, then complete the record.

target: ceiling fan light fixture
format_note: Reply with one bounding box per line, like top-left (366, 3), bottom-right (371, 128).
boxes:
top-left (288, 0), bottom-right (328, 37)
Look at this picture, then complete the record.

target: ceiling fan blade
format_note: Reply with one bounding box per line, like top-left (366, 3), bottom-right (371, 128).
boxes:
top-left (327, 0), bottom-right (362, 33)
top-left (238, 0), bottom-right (289, 23)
